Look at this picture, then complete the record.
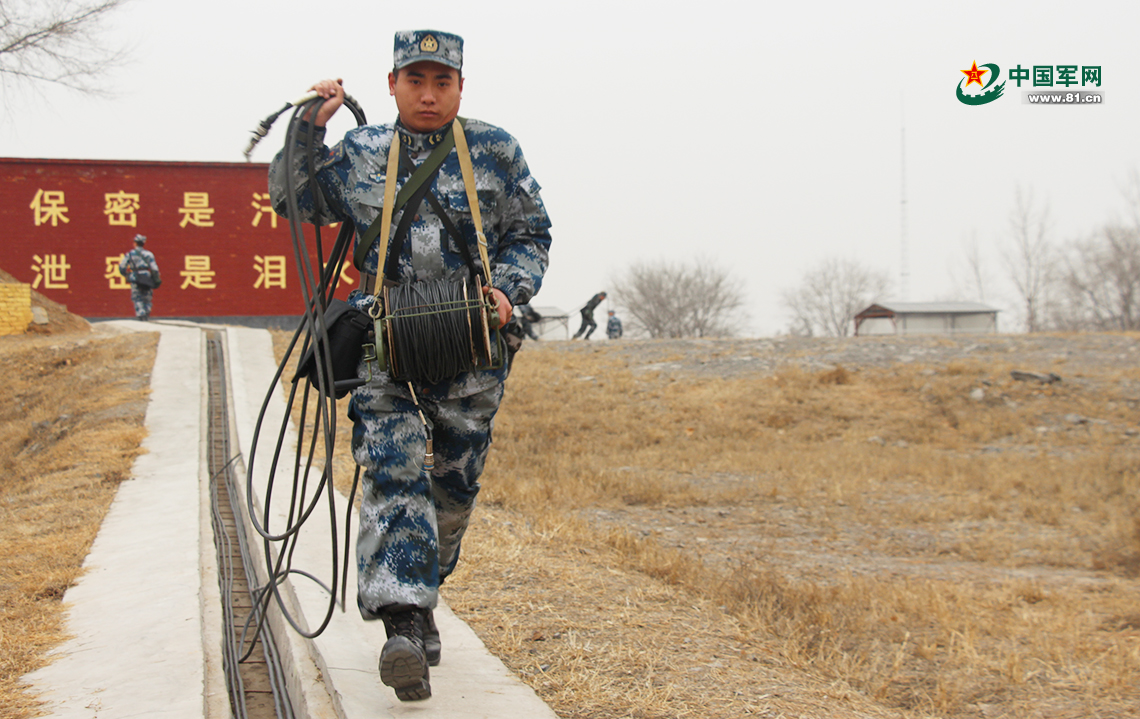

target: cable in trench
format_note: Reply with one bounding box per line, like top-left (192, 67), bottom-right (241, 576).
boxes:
top-left (206, 331), bottom-right (294, 719)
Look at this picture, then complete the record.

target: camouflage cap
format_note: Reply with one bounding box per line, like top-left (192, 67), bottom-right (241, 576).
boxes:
top-left (393, 30), bottom-right (463, 71)
top-left (133, 234), bottom-right (146, 244)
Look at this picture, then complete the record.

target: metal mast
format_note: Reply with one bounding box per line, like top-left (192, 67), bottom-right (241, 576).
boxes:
top-left (900, 99), bottom-right (910, 301)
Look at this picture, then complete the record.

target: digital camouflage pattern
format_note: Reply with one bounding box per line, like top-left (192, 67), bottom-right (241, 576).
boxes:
top-left (119, 247), bottom-right (160, 320)
top-left (129, 286), bottom-right (153, 320)
top-left (350, 384), bottom-right (501, 614)
top-left (269, 118), bottom-right (551, 612)
top-left (269, 118), bottom-right (551, 400)
top-left (392, 30), bottom-right (464, 71)
top-left (607, 314), bottom-right (623, 339)
top-left (268, 119), bottom-right (550, 323)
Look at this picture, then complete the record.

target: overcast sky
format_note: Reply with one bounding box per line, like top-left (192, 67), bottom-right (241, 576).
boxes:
top-left (4, 0), bottom-right (1138, 335)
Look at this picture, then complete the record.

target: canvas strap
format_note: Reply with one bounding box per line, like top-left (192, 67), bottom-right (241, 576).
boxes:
top-left (356, 121), bottom-right (459, 273)
top-left (367, 132), bottom-right (402, 297)
top-left (367, 117), bottom-right (493, 297)
top-left (452, 119), bottom-right (494, 289)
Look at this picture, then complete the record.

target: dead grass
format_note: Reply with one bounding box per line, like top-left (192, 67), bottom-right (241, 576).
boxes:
top-left (0, 328), bottom-right (155, 719)
top-left (446, 338), bottom-right (1140, 718)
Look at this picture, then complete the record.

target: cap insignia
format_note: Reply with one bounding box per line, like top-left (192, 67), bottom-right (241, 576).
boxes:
top-left (420, 34), bottom-right (438, 53)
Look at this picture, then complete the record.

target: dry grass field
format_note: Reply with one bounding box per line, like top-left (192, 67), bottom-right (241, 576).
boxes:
top-left (3, 323), bottom-right (1137, 719)
top-left (0, 324), bottom-right (156, 719)
top-left (277, 330), bottom-right (1140, 719)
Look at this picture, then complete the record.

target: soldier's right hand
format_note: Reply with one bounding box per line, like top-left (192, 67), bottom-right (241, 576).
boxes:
top-left (307, 78), bottom-right (344, 127)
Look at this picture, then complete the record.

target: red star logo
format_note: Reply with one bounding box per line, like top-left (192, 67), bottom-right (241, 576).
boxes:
top-left (961, 61), bottom-right (988, 88)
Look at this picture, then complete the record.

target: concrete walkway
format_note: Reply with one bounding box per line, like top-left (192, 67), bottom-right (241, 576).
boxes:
top-left (23, 320), bottom-right (557, 719)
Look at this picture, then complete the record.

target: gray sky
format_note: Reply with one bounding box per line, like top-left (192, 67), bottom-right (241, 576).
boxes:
top-left (4, 0), bottom-right (1138, 335)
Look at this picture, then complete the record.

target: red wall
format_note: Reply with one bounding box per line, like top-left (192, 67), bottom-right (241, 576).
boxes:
top-left (0, 158), bottom-right (356, 318)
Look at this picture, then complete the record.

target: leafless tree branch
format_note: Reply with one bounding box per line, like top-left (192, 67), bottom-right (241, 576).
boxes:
top-left (780, 258), bottom-right (890, 337)
top-left (949, 230), bottom-right (992, 303)
top-left (1002, 186), bottom-right (1056, 332)
top-left (0, 0), bottom-right (127, 95)
top-left (1052, 225), bottom-right (1140, 331)
top-left (611, 258), bottom-right (747, 338)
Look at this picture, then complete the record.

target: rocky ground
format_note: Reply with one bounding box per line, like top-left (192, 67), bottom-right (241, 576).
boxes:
top-left (604, 332), bottom-right (1140, 378)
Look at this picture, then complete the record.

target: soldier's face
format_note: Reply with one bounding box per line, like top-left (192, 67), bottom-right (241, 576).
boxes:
top-left (388, 62), bottom-right (463, 133)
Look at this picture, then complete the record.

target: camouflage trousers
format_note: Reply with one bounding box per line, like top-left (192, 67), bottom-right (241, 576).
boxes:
top-left (349, 381), bottom-right (504, 618)
top-left (572, 311), bottom-right (597, 339)
top-left (130, 286), bottom-right (153, 320)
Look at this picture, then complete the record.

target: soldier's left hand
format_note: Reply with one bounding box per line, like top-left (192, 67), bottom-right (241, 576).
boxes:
top-left (484, 286), bottom-right (512, 327)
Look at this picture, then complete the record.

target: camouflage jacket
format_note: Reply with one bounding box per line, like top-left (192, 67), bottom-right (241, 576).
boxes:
top-left (268, 117), bottom-right (551, 309)
top-left (118, 248), bottom-right (159, 284)
top-left (269, 117), bottom-right (552, 400)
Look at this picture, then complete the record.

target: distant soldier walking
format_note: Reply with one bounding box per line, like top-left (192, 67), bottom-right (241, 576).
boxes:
top-left (572, 291), bottom-right (606, 340)
top-left (118, 234), bottom-right (161, 321)
top-left (606, 310), bottom-right (623, 340)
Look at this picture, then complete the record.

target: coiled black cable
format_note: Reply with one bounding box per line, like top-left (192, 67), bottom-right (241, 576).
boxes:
top-left (240, 93), bottom-right (367, 659)
top-left (385, 278), bottom-right (488, 384)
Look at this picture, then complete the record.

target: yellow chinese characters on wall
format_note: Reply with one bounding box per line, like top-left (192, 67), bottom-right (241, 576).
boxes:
top-left (179, 192), bottom-right (215, 227)
top-left (251, 193), bottom-right (277, 229)
top-left (29, 190), bottom-right (69, 227)
top-left (105, 255), bottom-right (129, 289)
top-left (31, 254), bottom-right (71, 289)
top-left (253, 255), bottom-right (287, 289)
top-left (181, 255), bottom-right (217, 289)
top-left (104, 192), bottom-right (141, 227)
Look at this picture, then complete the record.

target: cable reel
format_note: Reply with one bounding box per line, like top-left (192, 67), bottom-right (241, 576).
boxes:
top-left (367, 276), bottom-right (504, 385)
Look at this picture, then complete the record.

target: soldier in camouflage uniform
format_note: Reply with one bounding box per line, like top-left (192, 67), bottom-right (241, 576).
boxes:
top-left (606, 310), bottom-right (623, 339)
top-left (572, 291), bottom-right (606, 339)
top-left (269, 29), bottom-right (551, 702)
top-left (118, 234), bottom-right (160, 320)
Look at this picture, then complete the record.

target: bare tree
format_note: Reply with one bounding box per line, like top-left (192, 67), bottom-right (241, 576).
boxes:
top-left (950, 230), bottom-right (993, 302)
top-left (1003, 187), bottom-right (1055, 332)
top-left (781, 258), bottom-right (890, 337)
top-left (0, 0), bottom-right (127, 94)
top-left (1124, 168), bottom-right (1140, 229)
top-left (610, 258), bottom-right (746, 338)
top-left (1053, 225), bottom-right (1140, 331)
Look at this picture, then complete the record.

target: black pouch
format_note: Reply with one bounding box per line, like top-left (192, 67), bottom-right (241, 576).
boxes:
top-left (133, 270), bottom-right (154, 289)
top-left (294, 299), bottom-right (371, 398)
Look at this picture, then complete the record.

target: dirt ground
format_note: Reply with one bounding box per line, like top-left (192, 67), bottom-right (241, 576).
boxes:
top-left (444, 333), bottom-right (1140, 719)
top-left (575, 331), bottom-right (1140, 588)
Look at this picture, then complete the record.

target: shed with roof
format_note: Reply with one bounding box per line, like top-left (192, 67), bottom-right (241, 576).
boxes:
top-left (854, 302), bottom-right (999, 336)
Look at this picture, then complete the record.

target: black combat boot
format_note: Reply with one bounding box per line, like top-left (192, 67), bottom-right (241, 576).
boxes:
top-left (422, 607), bottom-right (441, 666)
top-left (379, 605), bottom-right (431, 701)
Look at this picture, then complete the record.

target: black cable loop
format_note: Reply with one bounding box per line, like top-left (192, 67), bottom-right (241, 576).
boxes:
top-left (242, 93), bottom-right (369, 644)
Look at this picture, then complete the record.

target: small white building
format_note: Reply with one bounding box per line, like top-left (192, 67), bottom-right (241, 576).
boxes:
top-left (528, 306), bottom-right (571, 340)
top-left (854, 302), bottom-right (999, 336)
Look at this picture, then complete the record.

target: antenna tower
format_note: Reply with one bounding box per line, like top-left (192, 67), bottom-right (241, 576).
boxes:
top-left (900, 103), bottom-right (910, 301)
